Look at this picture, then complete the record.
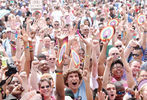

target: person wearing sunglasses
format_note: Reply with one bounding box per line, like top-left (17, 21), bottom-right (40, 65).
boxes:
top-left (38, 78), bottom-right (55, 100)
top-left (114, 81), bottom-right (125, 100)
top-left (131, 47), bottom-right (143, 63)
top-left (114, 40), bottom-right (124, 52)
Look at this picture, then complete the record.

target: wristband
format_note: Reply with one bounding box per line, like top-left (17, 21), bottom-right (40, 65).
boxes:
top-left (26, 46), bottom-right (33, 49)
top-left (26, 46), bottom-right (29, 49)
top-left (56, 72), bottom-right (62, 75)
top-left (55, 69), bottom-right (63, 73)
top-left (0, 87), bottom-right (3, 93)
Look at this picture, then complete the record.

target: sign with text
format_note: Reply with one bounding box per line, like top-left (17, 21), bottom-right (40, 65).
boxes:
top-left (29, 0), bottom-right (43, 12)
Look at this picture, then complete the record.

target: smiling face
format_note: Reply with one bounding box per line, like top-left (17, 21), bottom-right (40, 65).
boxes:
top-left (109, 47), bottom-right (120, 59)
top-left (111, 63), bottom-right (124, 81)
top-left (38, 60), bottom-right (50, 74)
top-left (39, 80), bottom-right (52, 98)
top-left (66, 72), bottom-right (81, 93)
top-left (106, 84), bottom-right (116, 100)
top-left (130, 61), bottom-right (141, 77)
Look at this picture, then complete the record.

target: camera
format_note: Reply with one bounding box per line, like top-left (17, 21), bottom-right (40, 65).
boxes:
top-left (5, 58), bottom-right (17, 77)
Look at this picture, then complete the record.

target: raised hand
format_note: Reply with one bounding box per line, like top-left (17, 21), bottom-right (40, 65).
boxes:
top-left (20, 28), bottom-right (29, 43)
top-left (106, 56), bottom-right (114, 68)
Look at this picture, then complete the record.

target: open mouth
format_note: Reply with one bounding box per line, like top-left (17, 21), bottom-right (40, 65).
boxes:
top-left (42, 67), bottom-right (49, 71)
top-left (72, 82), bottom-right (77, 86)
top-left (111, 94), bottom-right (114, 97)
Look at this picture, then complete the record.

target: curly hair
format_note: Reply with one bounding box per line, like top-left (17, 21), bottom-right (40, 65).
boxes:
top-left (63, 68), bottom-right (83, 87)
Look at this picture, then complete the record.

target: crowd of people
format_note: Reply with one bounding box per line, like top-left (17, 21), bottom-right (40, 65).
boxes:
top-left (0, 0), bottom-right (147, 100)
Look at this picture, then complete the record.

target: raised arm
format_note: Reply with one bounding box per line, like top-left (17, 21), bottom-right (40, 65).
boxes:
top-left (20, 28), bottom-right (31, 77)
top-left (102, 56), bottom-right (114, 89)
top-left (97, 40), bottom-right (109, 76)
top-left (139, 22), bottom-right (147, 49)
top-left (81, 37), bottom-right (93, 100)
top-left (124, 40), bottom-right (138, 59)
top-left (120, 48), bottom-right (135, 88)
top-left (56, 56), bottom-right (65, 100)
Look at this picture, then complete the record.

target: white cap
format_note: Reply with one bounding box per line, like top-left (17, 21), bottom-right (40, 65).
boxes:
top-left (5, 28), bottom-right (12, 32)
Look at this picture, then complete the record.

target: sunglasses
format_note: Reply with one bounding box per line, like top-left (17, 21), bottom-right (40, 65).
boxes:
top-left (112, 53), bottom-right (119, 56)
top-left (117, 91), bottom-right (125, 95)
top-left (54, 24), bottom-right (59, 26)
top-left (41, 85), bottom-right (50, 89)
top-left (116, 45), bottom-right (122, 48)
top-left (132, 54), bottom-right (139, 57)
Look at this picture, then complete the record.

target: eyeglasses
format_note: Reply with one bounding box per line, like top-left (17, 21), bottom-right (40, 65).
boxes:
top-left (41, 85), bottom-right (50, 89)
top-left (132, 54), bottom-right (139, 57)
top-left (117, 91), bottom-right (125, 95)
top-left (116, 45), bottom-right (122, 48)
top-left (49, 58), bottom-right (56, 60)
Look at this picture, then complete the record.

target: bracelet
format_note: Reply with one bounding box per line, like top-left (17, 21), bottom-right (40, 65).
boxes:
top-left (26, 46), bottom-right (29, 49)
top-left (56, 72), bottom-right (62, 75)
top-left (29, 46), bottom-right (33, 49)
top-left (0, 87), bottom-right (3, 93)
top-left (26, 46), bottom-right (33, 49)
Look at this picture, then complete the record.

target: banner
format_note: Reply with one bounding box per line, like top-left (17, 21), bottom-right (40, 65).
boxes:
top-left (29, 0), bottom-right (43, 12)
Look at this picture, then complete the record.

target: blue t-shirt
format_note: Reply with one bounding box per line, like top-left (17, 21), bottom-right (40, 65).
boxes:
top-left (128, 13), bottom-right (133, 23)
top-left (74, 80), bottom-right (87, 100)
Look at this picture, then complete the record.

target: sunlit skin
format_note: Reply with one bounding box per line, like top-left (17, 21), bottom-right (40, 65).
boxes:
top-left (66, 72), bottom-right (81, 93)
top-left (111, 63), bottom-right (124, 81)
top-left (38, 60), bottom-right (50, 74)
top-left (138, 70), bottom-right (147, 82)
top-left (109, 47), bottom-right (120, 59)
top-left (39, 81), bottom-right (52, 100)
top-left (140, 85), bottom-right (147, 100)
top-left (43, 37), bottom-right (51, 49)
top-left (130, 61), bottom-right (141, 78)
top-left (106, 84), bottom-right (116, 100)
top-left (114, 41), bottom-right (123, 52)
